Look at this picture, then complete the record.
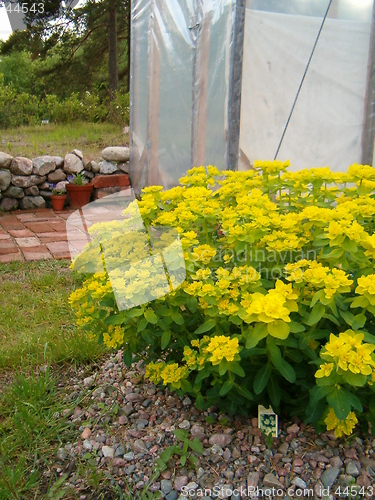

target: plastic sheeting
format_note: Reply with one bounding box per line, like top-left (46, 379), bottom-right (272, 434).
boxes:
top-left (239, 2), bottom-right (374, 171)
top-left (130, 0), bottom-right (375, 191)
top-left (130, 0), bottom-right (236, 195)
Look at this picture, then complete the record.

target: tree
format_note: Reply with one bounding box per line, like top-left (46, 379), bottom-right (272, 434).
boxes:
top-left (0, 0), bottom-right (130, 100)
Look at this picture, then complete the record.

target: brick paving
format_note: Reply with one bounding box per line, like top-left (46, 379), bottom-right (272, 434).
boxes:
top-left (0, 208), bottom-right (75, 262)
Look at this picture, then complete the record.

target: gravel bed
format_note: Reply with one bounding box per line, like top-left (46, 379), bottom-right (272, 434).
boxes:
top-left (51, 352), bottom-right (375, 499)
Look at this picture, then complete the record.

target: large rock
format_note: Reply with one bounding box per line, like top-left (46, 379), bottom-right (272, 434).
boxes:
top-left (91, 160), bottom-right (100, 173)
top-left (0, 170), bottom-right (11, 191)
top-left (32, 156), bottom-right (56, 176)
top-left (0, 197), bottom-right (18, 211)
top-left (48, 169), bottom-right (66, 182)
top-left (101, 146), bottom-right (130, 162)
top-left (0, 152), bottom-right (13, 169)
top-left (10, 157), bottom-right (33, 176)
top-left (19, 196), bottom-right (46, 210)
top-left (99, 160), bottom-right (118, 175)
top-left (55, 180), bottom-right (69, 192)
top-left (2, 186), bottom-right (24, 199)
top-left (11, 175), bottom-right (46, 188)
top-left (64, 154), bottom-right (84, 175)
top-left (54, 156), bottom-right (64, 168)
top-left (70, 149), bottom-right (83, 160)
top-left (117, 162), bottom-right (129, 174)
top-left (24, 186), bottom-right (39, 196)
top-left (39, 190), bottom-right (52, 199)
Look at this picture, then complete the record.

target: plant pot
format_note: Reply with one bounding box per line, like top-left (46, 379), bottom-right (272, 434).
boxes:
top-left (66, 183), bottom-right (93, 210)
top-left (50, 194), bottom-right (67, 211)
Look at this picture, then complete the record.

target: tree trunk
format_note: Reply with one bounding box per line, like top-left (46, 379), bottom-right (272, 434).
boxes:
top-left (108, 0), bottom-right (118, 101)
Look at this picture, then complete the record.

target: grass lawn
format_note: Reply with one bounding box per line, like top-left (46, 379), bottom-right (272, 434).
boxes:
top-left (0, 260), bottom-right (108, 499)
top-left (0, 122), bottom-right (128, 162)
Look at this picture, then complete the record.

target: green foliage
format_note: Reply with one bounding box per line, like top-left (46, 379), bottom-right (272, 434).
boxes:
top-left (155, 429), bottom-right (203, 471)
top-left (0, 70), bottom-right (129, 128)
top-left (70, 162), bottom-right (375, 436)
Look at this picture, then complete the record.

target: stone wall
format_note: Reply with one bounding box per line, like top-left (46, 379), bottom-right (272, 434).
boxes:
top-left (0, 147), bottom-right (130, 211)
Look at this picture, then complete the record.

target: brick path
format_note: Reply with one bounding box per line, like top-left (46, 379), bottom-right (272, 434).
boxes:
top-left (0, 208), bottom-right (75, 263)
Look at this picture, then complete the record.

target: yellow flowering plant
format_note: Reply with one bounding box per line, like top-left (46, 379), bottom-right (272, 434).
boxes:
top-left (70, 162), bottom-right (375, 433)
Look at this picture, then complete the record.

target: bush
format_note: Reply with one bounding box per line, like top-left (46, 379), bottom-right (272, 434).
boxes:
top-left (69, 162), bottom-right (375, 437)
top-left (0, 74), bottom-right (129, 128)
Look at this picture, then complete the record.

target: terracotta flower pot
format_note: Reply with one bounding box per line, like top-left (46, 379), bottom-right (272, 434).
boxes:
top-left (50, 194), bottom-right (67, 211)
top-left (66, 183), bottom-right (93, 210)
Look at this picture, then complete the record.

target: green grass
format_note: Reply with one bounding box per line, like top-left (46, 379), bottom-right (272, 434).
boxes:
top-left (0, 122), bottom-right (128, 161)
top-left (0, 261), bottom-right (162, 498)
top-left (0, 260), bottom-right (106, 371)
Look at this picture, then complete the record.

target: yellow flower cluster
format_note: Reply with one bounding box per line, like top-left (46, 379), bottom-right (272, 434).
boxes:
top-left (241, 281), bottom-right (298, 325)
top-left (324, 407), bottom-right (358, 438)
top-left (103, 325), bottom-right (125, 349)
top-left (285, 260), bottom-right (353, 299)
top-left (205, 335), bottom-right (240, 365)
top-left (145, 361), bottom-right (189, 389)
top-left (316, 330), bottom-right (375, 377)
top-left (355, 275), bottom-right (375, 304)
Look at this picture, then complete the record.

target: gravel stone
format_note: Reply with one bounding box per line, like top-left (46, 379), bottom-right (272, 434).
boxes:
top-left (321, 467), bottom-right (340, 488)
top-left (102, 446), bottom-right (115, 458)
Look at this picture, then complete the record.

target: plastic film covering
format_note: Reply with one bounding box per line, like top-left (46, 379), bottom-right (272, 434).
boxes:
top-left (130, 0), bottom-right (236, 195)
top-left (239, 0), bottom-right (375, 172)
top-left (66, 190), bottom-right (186, 311)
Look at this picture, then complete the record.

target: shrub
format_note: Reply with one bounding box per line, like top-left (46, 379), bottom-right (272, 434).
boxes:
top-left (69, 162), bottom-right (375, 436)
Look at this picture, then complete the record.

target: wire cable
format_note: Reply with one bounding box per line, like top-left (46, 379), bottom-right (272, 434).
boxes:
top-left (274, 0), bottom-right (334, 160)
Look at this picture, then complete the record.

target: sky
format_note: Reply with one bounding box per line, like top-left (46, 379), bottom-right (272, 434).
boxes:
top-left (0, 6), bottom-right (13, 41)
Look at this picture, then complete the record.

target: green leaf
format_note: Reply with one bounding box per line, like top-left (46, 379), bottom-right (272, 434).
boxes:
top-left (339, 309), bottom-right (354, 326)
top-left (309, 384), bottom-right (334, 406)
top-left (189, 438), bottom-right (204, 454)
top-left (267, 376), bottom-right (280, 407)
top-left (267, 320), bottom-right (290, 339)
top-left (137, 317), bottom-right (148, 332)
top-left (195, 368), bottom-right (210, 384)
top-left (141, 330), bottom-right (153, 344)
top-left (195, 319), bottom-right (216, 335)
top-left (172, 312), bottom-right (184, 325)
top-left (159, 446), bottom-right (176, 463)
top-left (219, 379), bottom-right (234, 396)
top-left (289, 321), bottom-right (305, 333)
top-left (305, 398), bottom-right (326, 425)
top-left (123, 349), bottom-right (132, 367)
top-left (343, 371), bottom-right (367, 387)
top-left (186, 296), bottom-right (198, 313)
top-left (305, 303), bottom-right (325, 326)
top-left (144, 309), bottom-right (158, 324)
top-left (326, 387), bottom-right (351, 420)
top-left (342, 238), bottom-right (358, 254)
top-left (161, 330), bottom-right (171, 349)
top-left (173, 429), bottom-right (189, 441)
top-left (228, 362), bottom-right (245, 377)
top-left (180, 455), bottom-right (187, 466)
top-left (245, 323), bottom-right (268, 349)
top-left (311, 290), bottom-right (325, 307)
top-left (268, 341), bottom-right (296, 383)
top-left (253, 364), bottom-right (271, 395)
top-left (126, 308), bottom-right (144, 318)
top-left (218, 359), bottom-right (229, 376)
top-left (352, 313), bottom-right (366, 330)
top-left (322, 247), bottom-right (344, 259)
top-left (350, 296), bottom-right (369, 309)
top-left (235, 385), bottom-right (253, 401)
top-left (347, 392), bottom-right (363, 412)
top-left (106, 313), bottom-right (126, 325)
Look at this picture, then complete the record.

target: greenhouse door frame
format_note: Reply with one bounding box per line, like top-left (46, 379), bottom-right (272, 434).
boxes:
top-left (362, 0), bottom-right (375, 166)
